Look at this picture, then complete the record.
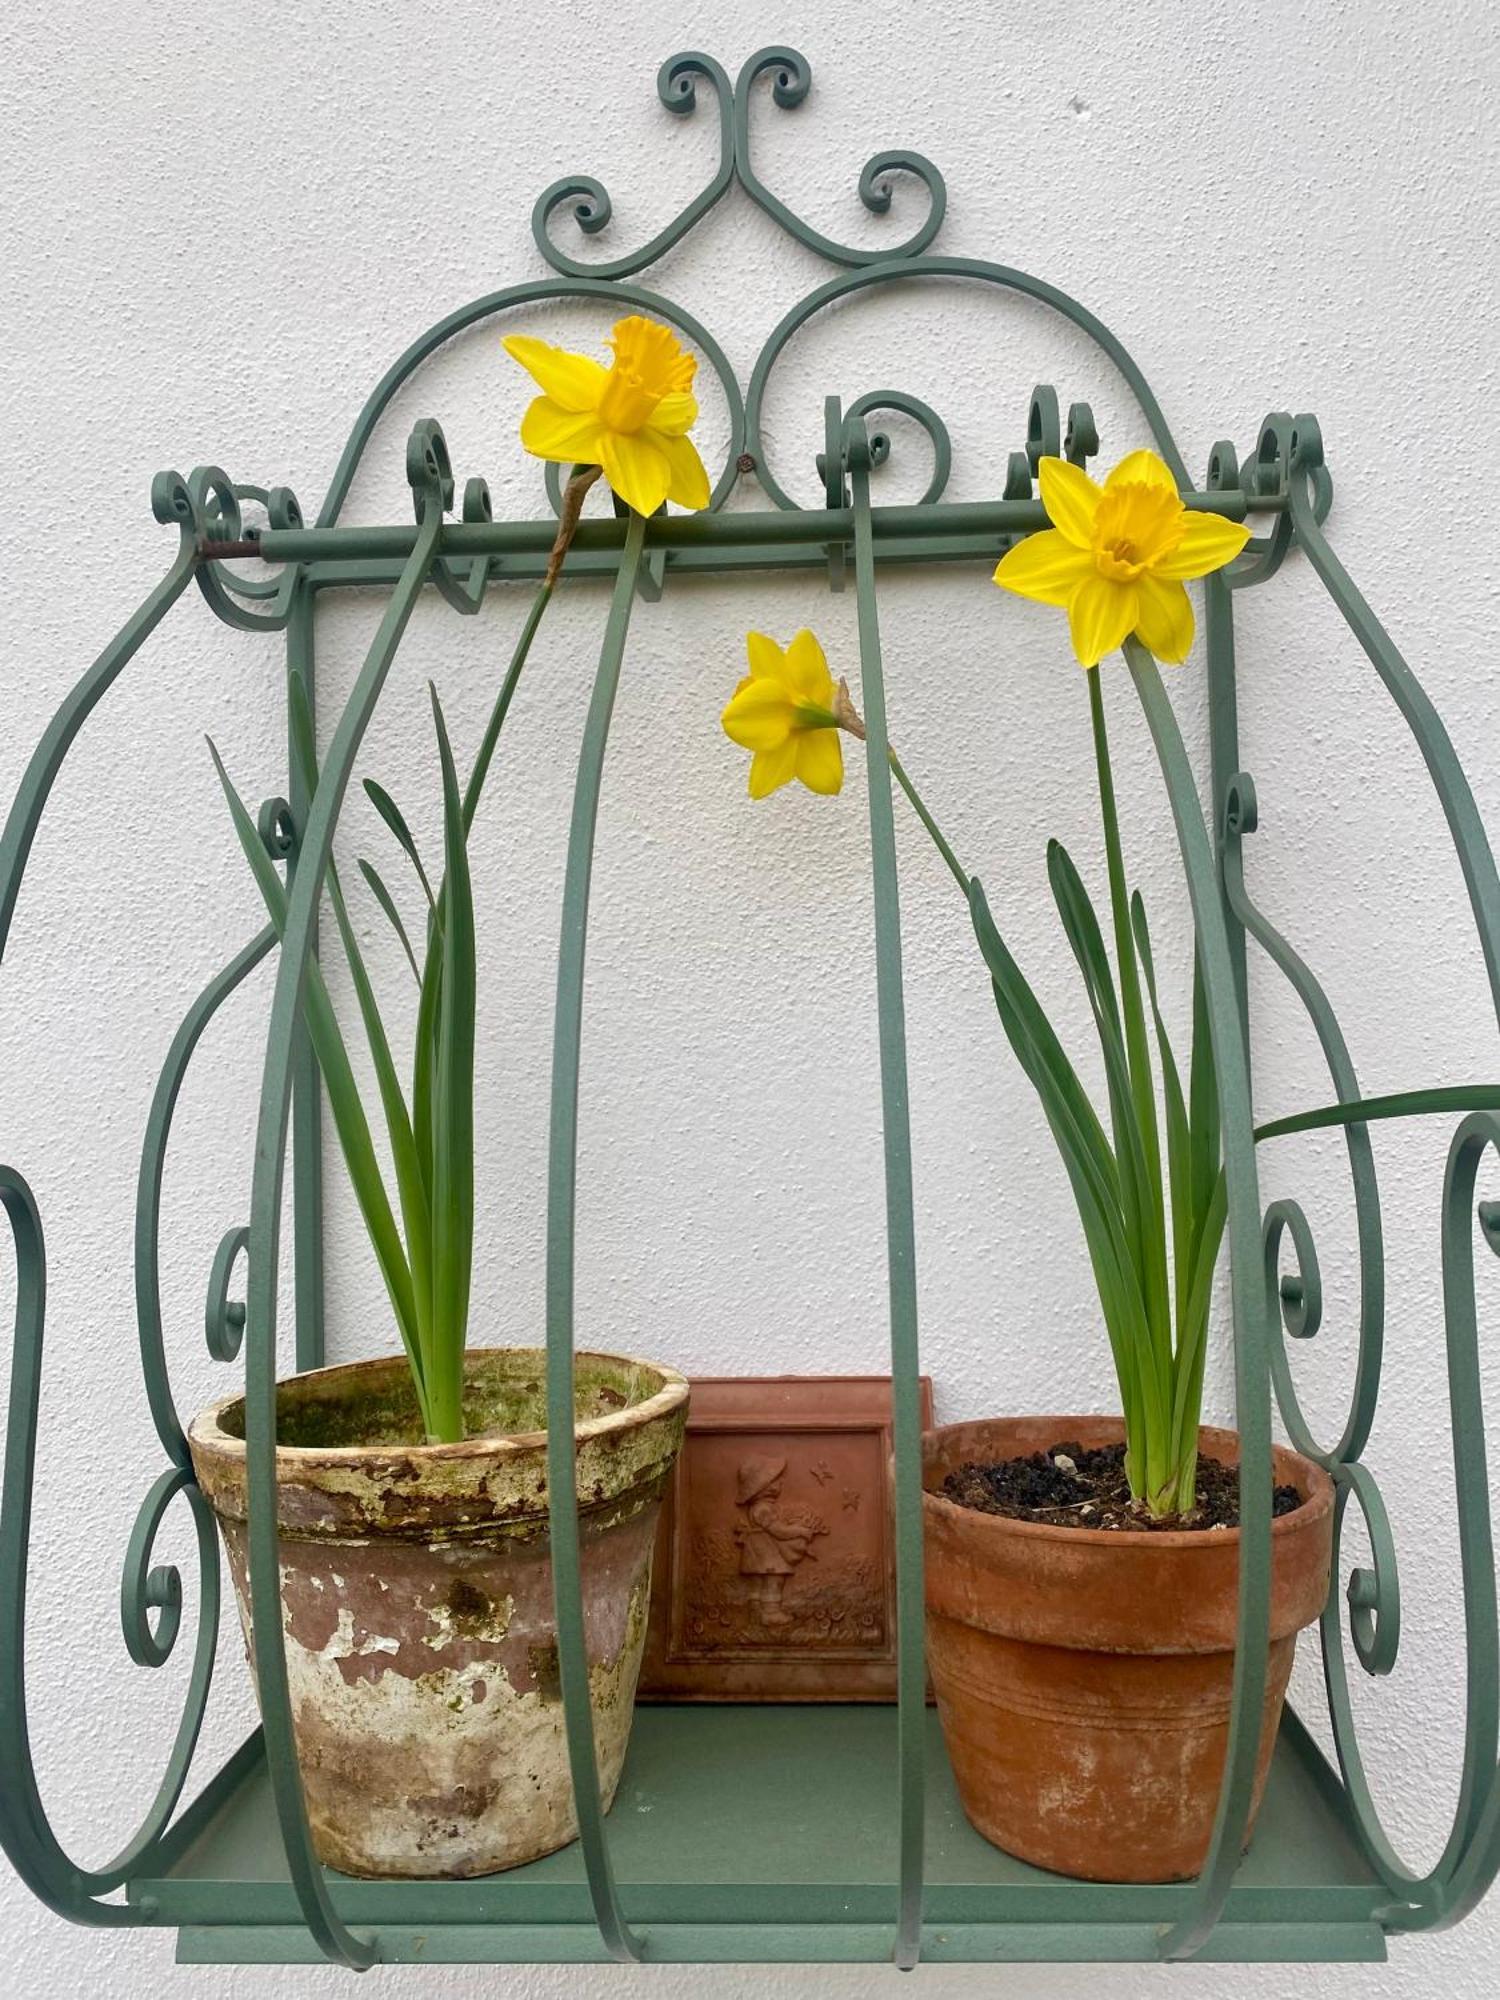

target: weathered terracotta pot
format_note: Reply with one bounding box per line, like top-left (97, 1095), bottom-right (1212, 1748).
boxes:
top-left (922, 1415), bottom-right (1333, 1883)
top-left (189, 1347), bottom-right (687, 1879)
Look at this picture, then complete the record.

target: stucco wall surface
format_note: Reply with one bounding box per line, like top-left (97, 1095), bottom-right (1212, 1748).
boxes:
top-left (3, 0), bottom-right (1499, 1994)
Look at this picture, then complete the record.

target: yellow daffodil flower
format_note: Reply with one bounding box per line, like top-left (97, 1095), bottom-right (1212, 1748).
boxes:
top-left (502, 315), bottom-right (711, 519)
top-left (721, 630), bottom-right (846, 799)
top-left (993, 450), bottom-right (1251, 667)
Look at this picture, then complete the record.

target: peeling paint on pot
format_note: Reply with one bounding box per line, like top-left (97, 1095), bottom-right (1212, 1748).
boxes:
top-left (188, 1348), bottom-right (687, 1878)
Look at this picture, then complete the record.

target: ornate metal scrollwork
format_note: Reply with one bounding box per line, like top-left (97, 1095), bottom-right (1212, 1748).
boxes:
top-left (533, 46), bottom-right (945, 280)
top-left (5, 32), bottom-right (1500, 1979)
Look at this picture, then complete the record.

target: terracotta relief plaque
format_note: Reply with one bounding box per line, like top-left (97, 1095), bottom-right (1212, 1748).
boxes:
top-left (637, 1375), bottom-right (934, 1702)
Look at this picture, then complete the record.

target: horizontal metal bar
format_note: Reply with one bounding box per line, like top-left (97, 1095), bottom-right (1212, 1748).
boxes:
top-left (293, 537), bottom-right (1037, 593)
top-left (225, 489), bottom-right (1266, 569)
top-left (173, 1920), bottom-right (1388, 1966)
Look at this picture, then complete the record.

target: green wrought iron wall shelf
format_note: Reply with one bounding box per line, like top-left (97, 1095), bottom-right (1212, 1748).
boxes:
top-left (3, 42), bottom-right (1499, 1973)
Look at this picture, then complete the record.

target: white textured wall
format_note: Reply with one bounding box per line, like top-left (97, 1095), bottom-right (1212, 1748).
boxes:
top-left (3, 0), bottom-right (1499, 1994)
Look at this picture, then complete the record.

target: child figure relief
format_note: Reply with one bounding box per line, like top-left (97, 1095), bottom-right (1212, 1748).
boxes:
top-left (733, 1455), bottom-right (829, 1628)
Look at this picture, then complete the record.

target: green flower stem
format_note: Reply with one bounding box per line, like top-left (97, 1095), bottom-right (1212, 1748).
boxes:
top-left (463, 577), bottom-right (553, 833)
top-left (1087, 665), bottom-right (1173, 1512)
top-left (463, 465), bottom-right (601, 833)
top-left (886, 747), bottom-right (969, 896)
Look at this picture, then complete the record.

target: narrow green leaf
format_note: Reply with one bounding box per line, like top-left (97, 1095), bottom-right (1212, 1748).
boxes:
top-left (1188, 944), bottom-right (1221, 1232)
top-left (1131, 892), bottom-right (1195, 1333)
top-left (986, 959), bottom-right (1150, 1444)
top-left (287, 670), bottom-right (320, 809)
top-left (365, 777), bottom-right (436, 910)
top-left (969, 877), bottom-right (1168, 1470)
top-left (427, 684), bottom-right (476, 1444)
top-left (1254, 1083), bottom-right (1500, 1143)
top-left (206, 738), bottom-right (424, 1393)
top-left (1170, 1167), bottom-right (1228, 1461)
top-left (1047, 840), bottom-right (1152, 1232)
top-left (1086, 671), bottom-right (1165, 1211)
top-left (292, 709), bottom-right (435, 1412)
top-left (969, 877), bottom-right (1120, 1214)
top-left (1048, 842), bottom-right (1171, 1412)
top-left (206, 736), bottom-right (294, 925)
top-left (358, 858), bottom-right (421, 986)
top-left (413, 922), bottom-right (444, 1203)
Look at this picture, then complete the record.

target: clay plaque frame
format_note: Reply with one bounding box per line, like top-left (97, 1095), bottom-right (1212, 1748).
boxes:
top-left (637, 1375), bottom-right (934, 1702)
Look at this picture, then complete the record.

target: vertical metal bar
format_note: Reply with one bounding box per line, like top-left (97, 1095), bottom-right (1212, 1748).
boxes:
top-left (285, 578), bottom-right (325, 1371)
top-left (1204, 573), bottom-right (1250, 1063)
top-left (242, 433), bottom-right (448, 1972)
top-left (545, 509), bottom-right (648, 1966)
top-left (846, 419), bottom-right (926, 1970)
top-left (1128, 643), bottom-right (1272, 1962)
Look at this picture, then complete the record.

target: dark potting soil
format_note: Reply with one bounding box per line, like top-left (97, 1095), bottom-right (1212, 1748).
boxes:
top-left (940, 1441), bottom-right (1303, 1532)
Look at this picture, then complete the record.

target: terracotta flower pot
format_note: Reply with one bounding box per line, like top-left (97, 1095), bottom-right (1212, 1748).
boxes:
top-left (921, 1415), bottom-right (1334, 1883)
top-left (189, 1347), bottom-right (688, 1879)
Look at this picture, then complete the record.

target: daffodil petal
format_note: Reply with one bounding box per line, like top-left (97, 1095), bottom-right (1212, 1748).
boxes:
top-left (502, 336), bottom-right (607, 414)
top-left (1133, 575), bottom-right (1195, 663)
top-left (795, 727), bottom-right (844, 796)
top-left (1038, 457), bottom-right (1104, 549)
top-left (782, 629), bottom-right (833, 703)
top-left (1066, 574), bottom-right (1138, 668)
top-left (519, 397), bottom-right (605, 464)
top-left (1106, 448), bottom-right (1177, 492)
top-left (651, 427), bottom-right (711, 510)
top-left (1152, 509), bottom-right (1252, 580)
top-left (746, 631), bottom-right (787, 681)
top-left (722, 679), bottom-right (796, 751)
top-left (992, 528), bottom-right (1094, 606)
top-left (749, 738), bottom-right (798, 799)
top-left (649, 391), bottom-right (698, 438)
top-left (599, 430), bottom-right (671, 516)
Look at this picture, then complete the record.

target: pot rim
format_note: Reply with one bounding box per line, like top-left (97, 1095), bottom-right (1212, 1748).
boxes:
top-left (920, 1414), bottom-right (1334, 1551)
top-left (188, 1344), bottom-right (690, 1470)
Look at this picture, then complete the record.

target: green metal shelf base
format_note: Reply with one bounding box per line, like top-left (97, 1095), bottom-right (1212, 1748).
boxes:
top-left (135, 1705), bottom-right (1386, 1966)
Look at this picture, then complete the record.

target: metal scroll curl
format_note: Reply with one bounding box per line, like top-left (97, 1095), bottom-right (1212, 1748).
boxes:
top-left (532, 53), bottom-right (736, 279)
top-left (1319, 1112), bottom-right (1500, 1929)
top-left (0, 1168), bottom-right (219, 1923)
top-left (1226, 771), bottom-right (1385, 1468)
top-left (135, 928), bottom-right (275, 1463)
top-left (194, 482), bottom-right (305, 633)
top-left (732, 47), bottom-right (946, 268)
top-left (1223, 411), bottom-right (1333, 587)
